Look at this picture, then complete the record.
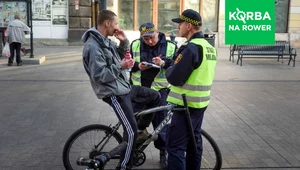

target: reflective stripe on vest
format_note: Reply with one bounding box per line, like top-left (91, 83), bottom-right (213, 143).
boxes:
top-left (131, 40), bottom-right (141, 86)
top-left (167, 38), bottom-right (217, 108)
top-left (168, 91), bottom-right (210, 102)
top-left (131, 40), bottom-right (176, 90)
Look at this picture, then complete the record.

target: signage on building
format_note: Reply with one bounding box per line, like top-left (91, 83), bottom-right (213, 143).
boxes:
top-left (0, 1), bottom-right (28, 29)
top-left (225, 0), bottom-right (275, 44)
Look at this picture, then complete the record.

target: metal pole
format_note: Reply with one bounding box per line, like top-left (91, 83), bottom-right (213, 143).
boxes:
top-left (29, 0), bottom-right (34, 58)
top-left (182, 94), bottom-right (198, 152)
top-left (94, 0), bottom-right (98, 27)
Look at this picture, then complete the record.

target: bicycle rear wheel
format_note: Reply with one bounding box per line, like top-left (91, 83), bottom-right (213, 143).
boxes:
top-left (62, 124), bottom-right (123, 170)
top-left (201, 129), bottom-right (222, 170)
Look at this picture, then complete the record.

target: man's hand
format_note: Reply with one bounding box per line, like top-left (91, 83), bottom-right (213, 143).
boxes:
top-left (138, 62), bottom-right (151, 70)
top-left (114, 29), bottom-right (127, 41)
top-left (152, 54), bottom-right (164, 66)
top-left (120, 58), bottom-right (135, 69)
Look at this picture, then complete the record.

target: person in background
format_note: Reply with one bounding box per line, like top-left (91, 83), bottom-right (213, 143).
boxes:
top-left (5, 14), bottom-right (30, 66)
top-left (130, 22), bottom-right (177, 169)
top-left (0, 29), bottom-right (6, 57)
top-left (166, 9), bottom-right (217, 170)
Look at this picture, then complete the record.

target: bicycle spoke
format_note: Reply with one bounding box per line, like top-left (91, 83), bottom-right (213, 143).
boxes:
top-left (63, 125), bottom-right (122, 170)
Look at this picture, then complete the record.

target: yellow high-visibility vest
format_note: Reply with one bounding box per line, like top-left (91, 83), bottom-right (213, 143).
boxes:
top-left (167, 38), bottom-right (217, 108)
top-left (131, 40), bottom-right (176, 91)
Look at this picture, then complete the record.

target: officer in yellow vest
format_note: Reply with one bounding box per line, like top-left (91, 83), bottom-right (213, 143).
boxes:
top-left (130, 22), bottom-right (177, 169)
top-left (166, 9), bottom-right (217, 170)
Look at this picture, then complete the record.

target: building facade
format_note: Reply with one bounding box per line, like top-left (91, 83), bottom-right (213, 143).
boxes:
top-left (70, 0), bottom-right (300, 48)
top-left (2, 0), bottom-right (298, 48)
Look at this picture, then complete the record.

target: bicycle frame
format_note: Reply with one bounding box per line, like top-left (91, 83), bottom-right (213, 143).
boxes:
top-left (103, 103), bottom-right (193, 155)
top-left (64, 96), bottom-right (222, 170)
top-left (109, 104), bottom-right (187, 151)
top-left (136, 106), bottom-right (174, 151)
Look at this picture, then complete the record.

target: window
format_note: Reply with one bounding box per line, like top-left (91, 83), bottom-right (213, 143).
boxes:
top-left (157, 0), bottom-right (180, 33)
top-left (275, 0), bottom-right (289, 33)
top-left (137, 0), bottom-right (153, 28)
top-left (117, 0), bottom-right (219, 32)
top-left (185, 0), bottom-right (200, 12)
top-left (118, 0), bottom-right (134, 30)
top-left (202, 0), bottom-right (219, 32)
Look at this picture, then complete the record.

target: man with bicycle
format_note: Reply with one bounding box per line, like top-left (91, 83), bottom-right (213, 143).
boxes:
top-left (81, 10), bottom-right (160, 170)
top-left (129, 22), bottom-right (177, 169)
top-left (166, 9), bottom-right (217, 170)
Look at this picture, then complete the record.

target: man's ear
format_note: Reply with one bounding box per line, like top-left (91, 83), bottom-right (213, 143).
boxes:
top-left (187, 23), bottom-right (193, 31)
top-left (105, 20), bottom-right (110, 28)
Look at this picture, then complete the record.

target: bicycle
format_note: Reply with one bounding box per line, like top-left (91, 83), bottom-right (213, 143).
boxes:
top-left (76, 141), bottom-right (128, 170)
top-left (62, 94), bottom-right (222, 170)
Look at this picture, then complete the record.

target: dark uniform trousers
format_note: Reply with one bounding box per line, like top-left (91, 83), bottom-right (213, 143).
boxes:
top-left (103, 85), bottom-right (160, 170)
top-left (132, 87), bottom-right (168, 151)
top-left (130, 86), bottom-right (161, 131)
top-left (152, 88), bottom-right (169, 150)
top-left (167, 106), bottom-right (207, 170)
top-left (0, 30), bottom-right (4, 56)
top-left (8, 42), bottom-right (22, 64)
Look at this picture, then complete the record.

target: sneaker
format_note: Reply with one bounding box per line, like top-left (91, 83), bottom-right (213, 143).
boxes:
top-left (136, 129), bottom-right (150, 144)
top-left (17, 63), bottom-right (22, 66)
top-left (159, 150), bottom-right (168, 170)
top-left (7, 63), bottom-right (12, 66)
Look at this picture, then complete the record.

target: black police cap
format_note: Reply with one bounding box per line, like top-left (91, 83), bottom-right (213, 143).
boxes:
top-left (171, 9), bottom-right (202, 26)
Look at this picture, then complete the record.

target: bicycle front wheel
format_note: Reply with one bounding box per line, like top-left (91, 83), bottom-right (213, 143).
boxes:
top-left (62, 124), bottom-right (123, 170)
top-left (201, 129), bottom-right (222, 170)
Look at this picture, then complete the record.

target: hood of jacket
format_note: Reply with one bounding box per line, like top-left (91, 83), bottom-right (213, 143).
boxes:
top-left (81, 27), bottom-right (131, 99)
top-left (81, 27), bottom-right (111, 48)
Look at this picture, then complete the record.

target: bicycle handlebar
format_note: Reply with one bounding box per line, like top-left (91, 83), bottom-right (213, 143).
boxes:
top-left (77, 141), bottom-right (128, 170)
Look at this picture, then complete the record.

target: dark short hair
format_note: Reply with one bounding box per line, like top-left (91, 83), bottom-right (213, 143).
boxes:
top-left (97, 10), bottom-right (117, 25)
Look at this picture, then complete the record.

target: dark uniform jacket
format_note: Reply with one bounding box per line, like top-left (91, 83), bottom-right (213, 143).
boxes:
top-left (130, 32), bottom-right (177, 88)
top-left (166, 32), bottom-right (205, 86)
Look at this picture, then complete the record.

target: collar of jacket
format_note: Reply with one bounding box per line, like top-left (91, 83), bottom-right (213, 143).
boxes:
top-left (188, 31), bottom-right (204, 41)
top-left (89, 28), bottom-right (111, 48)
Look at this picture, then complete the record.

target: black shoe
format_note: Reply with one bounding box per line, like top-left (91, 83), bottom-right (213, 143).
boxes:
top-left (136, 129), bottom-right (150, 144)
top-left (7, 63), bottom-right (12, 66)
top-left (159, 150), bottom-right (168, 170)
top-left (17, 63), bottom-right (22, 66)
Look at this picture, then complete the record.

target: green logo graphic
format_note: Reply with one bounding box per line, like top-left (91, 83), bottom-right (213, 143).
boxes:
top-left (225, 0), bottom-right (275, 44)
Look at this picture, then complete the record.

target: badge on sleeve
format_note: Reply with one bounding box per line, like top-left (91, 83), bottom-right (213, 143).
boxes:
top-left (174, 53), bottom-right (182, 64)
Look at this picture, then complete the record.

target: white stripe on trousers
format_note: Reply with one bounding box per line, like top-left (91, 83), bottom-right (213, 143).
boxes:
top-left (111, 96), bottom-right (134, 170)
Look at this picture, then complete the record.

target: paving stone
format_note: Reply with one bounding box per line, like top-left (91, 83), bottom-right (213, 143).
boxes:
top-left (262, 158), bottom-right (280, 167)
top-left (0, 48), bottom-right (300, 169)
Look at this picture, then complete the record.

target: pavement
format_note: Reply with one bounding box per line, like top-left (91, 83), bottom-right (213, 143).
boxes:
top-left (0, 46), bottom-right (300, 170)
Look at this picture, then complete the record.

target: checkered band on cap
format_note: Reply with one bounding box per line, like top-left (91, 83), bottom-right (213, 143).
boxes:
top-left (180, 15), bottom-right (200, 26)
top-left (140, 26), bottom-right (156, 35)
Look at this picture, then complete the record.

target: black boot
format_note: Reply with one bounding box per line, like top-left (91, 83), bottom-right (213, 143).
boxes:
top-left (159, 150), bottom-right (168, 170)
